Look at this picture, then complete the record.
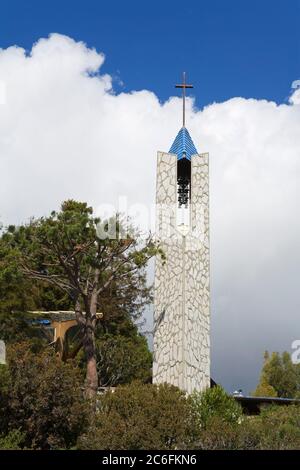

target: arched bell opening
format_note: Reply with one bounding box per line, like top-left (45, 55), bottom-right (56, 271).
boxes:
top-left (177, 156), bottom-right (191, 209)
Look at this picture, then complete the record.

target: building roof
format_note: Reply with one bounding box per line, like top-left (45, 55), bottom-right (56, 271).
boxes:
top-left (234, 395), bottom-right (300, 415)
top-left (235, 395), bottom-right (300, 405)
top-left (28, 310), bottom-right (103, 322)
top-left (169, 126), bottom-right (198, 161)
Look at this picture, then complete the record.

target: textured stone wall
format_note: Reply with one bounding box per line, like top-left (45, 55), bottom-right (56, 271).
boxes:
top-left (153, 152), bottom-right (210, 393)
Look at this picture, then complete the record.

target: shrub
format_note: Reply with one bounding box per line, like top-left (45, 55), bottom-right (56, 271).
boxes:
top-left (253, 405), bottom-right (300, 450)
top-left (0, 429), bottom-right (25, 450)
top-left (195, 416), bottom-right (240, 450)
top-left (6, 342), bottom-right (90, 449)
top-left (195, 405), bottom-right (300, 450)
top-left (78, 382), bottom-right (198, 450)
top-left (194, 414), bottom-right (265, 450)
top-left (190, 385), bottom-right (243, 429)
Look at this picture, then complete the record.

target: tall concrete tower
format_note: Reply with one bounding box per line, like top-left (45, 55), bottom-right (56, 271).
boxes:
top-left (153, 74), bottom-right (210, 393)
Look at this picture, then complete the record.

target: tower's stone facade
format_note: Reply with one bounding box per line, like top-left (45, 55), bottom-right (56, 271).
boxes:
top-left (153, 149), bottom-right (210, 394)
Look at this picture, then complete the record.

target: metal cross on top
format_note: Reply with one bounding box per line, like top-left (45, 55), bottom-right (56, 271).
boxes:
top-left (175, 72), bottom-right (193, 128)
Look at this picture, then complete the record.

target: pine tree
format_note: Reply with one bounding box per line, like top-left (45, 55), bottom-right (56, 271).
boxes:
top-left (0, 200), bottom-right (161, 400)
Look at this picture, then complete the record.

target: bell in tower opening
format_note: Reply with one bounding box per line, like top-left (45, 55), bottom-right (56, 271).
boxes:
top-left (177, 155), bottom-right (191, 208)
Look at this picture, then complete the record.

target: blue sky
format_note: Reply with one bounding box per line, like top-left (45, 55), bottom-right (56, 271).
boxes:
top-left (1, 0), bottom-right (299, 107)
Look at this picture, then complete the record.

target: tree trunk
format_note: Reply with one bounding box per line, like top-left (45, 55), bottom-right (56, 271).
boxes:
top-left (83, 284), bottom-right (99, 401)
top-left (83, 319), bottom-right (98, 400)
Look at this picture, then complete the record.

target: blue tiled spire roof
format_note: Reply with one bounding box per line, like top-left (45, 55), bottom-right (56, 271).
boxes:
top-left (169, 126), bottom-right (198, 161)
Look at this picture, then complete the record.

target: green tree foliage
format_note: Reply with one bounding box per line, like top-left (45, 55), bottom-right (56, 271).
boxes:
top-left (95, 333), bottom-right (152, 386)
top-left (0, 225), bottom-right (35, 313)
top-left (253, 351), bottom-right (300, 398)
top-left (0, 200), bottom-right (160, 399)
top-left (190, 385), bottom-right (243, 429)
top-left (2, 342), bottom-right (89, 449)
top-left (0, 311), bottom-right (49, 348)
top-left (252, 381), bottom-right (278, 398)
top-left (0, 225), bottom-right (71, 314)
top-left (78, 382), bottom-right (198, 450)
top-left (0, 224), bottom-right (72, 347)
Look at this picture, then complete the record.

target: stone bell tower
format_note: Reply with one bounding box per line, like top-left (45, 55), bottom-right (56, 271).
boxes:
top-left (153, 73), bottom-right (210, 394)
